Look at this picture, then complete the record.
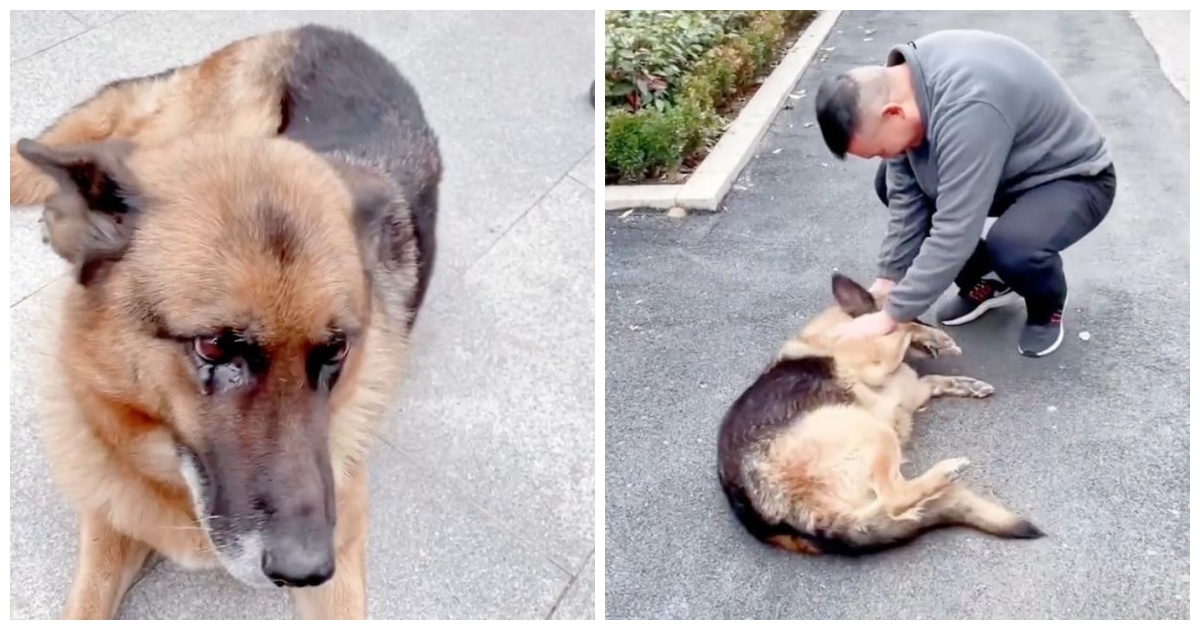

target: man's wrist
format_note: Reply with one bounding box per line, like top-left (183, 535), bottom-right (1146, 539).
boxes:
top-left (877, 268), bottom-right (905, 282)
top-left (882, 300), bottom-right (907, 325)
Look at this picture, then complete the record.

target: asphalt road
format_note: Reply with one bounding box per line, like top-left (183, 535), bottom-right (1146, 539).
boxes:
top-left (10, 10), bottom-right (595, 620)
top-left (605, 10), bottom-right (1189, 620)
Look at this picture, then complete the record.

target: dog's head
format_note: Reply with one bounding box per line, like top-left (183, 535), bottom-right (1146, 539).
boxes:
top-left (778, 273), bottom-right (917, 383)
top-left (18, 134), bottom-right (401, 589)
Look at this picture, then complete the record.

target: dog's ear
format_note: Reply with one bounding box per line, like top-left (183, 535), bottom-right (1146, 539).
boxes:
top-left (346, 175), bottom-right (415, 273)
top-left (15, 138), bottom-right (141, 284)
top-left (831, 273), bottom-right (877, 318)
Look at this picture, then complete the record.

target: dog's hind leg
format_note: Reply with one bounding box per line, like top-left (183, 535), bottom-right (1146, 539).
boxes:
top-left (920, 374), bottom-right (995, 399)
top-left (926, 484), bottom-right (1045, 540)
top-left (858, 437), bottom-right (971, 521)
top-left (62, 511), bottom-right (152, 619)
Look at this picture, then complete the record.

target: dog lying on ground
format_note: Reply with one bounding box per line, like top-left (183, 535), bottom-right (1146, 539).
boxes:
top-left (716, 274), bottom-right (1044, 556)
top-left (10, 24), bottom-right (441, 619)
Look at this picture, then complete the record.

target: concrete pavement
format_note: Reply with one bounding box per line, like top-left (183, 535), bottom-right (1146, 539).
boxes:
top-left (9, 10), bottom-right (595, 620)
top-left (605, 10), bottom-right (1188, 619)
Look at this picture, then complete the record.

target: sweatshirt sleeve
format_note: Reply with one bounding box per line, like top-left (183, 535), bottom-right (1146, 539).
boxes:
top-left (877, 156), bottom-right (934, 282)
top-left (884, 102), bottom-right (1014, 322)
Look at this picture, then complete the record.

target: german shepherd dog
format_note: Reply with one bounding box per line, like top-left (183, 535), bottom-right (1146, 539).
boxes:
top-left (10, 25), bottom-right (440, 619)
top-left (717, 274), bottom-right (1044, 556)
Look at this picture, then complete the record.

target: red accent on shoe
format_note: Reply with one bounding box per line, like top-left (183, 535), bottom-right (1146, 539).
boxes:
top-left (967, 282), bottom-right (993, 303)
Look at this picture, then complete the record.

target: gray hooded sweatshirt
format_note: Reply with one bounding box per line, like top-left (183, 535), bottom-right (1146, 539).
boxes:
top-left (878, 29), bottom-right (1112, 322)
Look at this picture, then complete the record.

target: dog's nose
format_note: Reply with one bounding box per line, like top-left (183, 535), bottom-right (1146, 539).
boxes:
top-left (262, 540), bottom-right (335, 588)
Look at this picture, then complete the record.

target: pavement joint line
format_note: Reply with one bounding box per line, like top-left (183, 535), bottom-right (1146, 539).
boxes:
top-left (603, 9), bottom-right (843, 212)
top-left (11, 13), bottom-right (100, 65)
top-left (10, 270), bottom-right (67, 310)
top-left (437, 147), bottom-right (593, 302)
top-left (63, 11), bottom-right (90, 28)
top-left (544, 547), bottom-right (594, 619)
top-left (566, 146), bottom-right (596, 190)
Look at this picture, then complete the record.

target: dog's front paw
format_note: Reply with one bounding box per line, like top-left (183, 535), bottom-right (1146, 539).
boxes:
top-left (953, 376), bottom-right (994, 398)
top-left (938, 457), bottom-right (972, 481)
top-left (913, 328), bottom-right (961, 358)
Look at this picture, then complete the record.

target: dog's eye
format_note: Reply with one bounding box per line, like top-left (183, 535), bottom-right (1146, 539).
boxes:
top-left (324, 336), bottom-right (350, 364)
top-left (193, 335), bottom-right (231, 364)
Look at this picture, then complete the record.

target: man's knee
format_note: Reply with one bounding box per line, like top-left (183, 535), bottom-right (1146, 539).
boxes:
top-left (985, 228), bottom-right (1048, 276)
top-left (874, 161), bottom-right (888, 206)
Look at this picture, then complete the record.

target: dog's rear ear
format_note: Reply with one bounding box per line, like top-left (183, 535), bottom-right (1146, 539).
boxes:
top-left (346, 175), bottom-right (415, 272)
top-left (15, 138), bottom-right (141, 284)
top-left (831, 273), bottom-right (877, 318)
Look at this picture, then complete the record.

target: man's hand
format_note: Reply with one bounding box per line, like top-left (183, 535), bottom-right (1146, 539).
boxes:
top-left (829, 310), bottom-right (898, 341)
top-left (868, 278), bottom-right (896, 299)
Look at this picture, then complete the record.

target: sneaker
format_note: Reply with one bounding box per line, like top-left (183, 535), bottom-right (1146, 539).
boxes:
top-left (937, 279), bottom-right (1020, 326)
top-left (1019, 297), bottom-right (1067, 358)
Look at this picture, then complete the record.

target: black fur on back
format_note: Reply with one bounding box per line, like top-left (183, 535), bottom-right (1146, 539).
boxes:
top-left (717, 352), bottom-right (949, 557)
top-left (717, 355), bottom-right (853, 550)
top-left (280, 24), bottom-right (442, 316)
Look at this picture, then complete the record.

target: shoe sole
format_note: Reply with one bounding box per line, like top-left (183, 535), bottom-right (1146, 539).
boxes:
top-left (1019, 295), bottom-right (1068, 358)
top-left (940, 290), bottom-right (1021, 326)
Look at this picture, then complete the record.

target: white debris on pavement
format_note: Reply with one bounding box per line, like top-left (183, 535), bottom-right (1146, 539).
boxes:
top-left (1079, 331), bottom-right (1091, 341)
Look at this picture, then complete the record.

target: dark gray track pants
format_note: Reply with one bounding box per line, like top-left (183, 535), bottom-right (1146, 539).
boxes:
top-left (874, 161), bottom-right (1117, 320)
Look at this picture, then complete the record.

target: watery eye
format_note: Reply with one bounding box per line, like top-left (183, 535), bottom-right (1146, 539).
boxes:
top-left (325, 336), bottom-right (350, 364)
top-left (193, 335), bottom-right (230, 363)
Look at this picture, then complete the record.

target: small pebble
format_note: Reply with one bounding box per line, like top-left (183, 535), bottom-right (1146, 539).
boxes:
top-left (666, 206), bottom-right (687, 218)
top-left (1079, 331), bottom-right (1091, 341)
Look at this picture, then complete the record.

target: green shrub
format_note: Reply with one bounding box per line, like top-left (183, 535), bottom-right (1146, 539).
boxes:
top-left (604, 10), bottom-right (817, 185)
top-left (604, 11), bottom-right (754, 111)
top-left (606, 107), bottom-right (685, 184)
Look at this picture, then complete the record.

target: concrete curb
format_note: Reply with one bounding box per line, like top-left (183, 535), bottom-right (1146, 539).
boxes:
top-left (1129, 10), bottom-right (1189, 103)
top-left (604, 9), bottom-right (843, 212)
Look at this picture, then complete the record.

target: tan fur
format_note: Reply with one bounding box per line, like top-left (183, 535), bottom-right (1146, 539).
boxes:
top-left (738, 276), bottom-right (1040, 554)
top-left (10, 25), bottom-right (441, 619)
top-left (31, 134), bottom-right (411, 619)
top-left (13, 25), bottom-right (436, 618)
top-left (11, 31), bottom-right (294, 206)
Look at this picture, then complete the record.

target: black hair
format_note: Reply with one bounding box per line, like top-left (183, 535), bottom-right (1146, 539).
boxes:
top-left (814, 73), bottom-right (860, 160)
